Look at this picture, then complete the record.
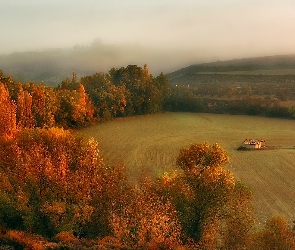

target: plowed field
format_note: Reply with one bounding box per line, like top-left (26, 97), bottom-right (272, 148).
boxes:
top-left (80, 112), bottom-right (295, 223)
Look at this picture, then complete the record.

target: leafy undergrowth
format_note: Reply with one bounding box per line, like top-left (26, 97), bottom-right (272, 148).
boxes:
top-left (0, 230), bottom-right (55, 249)
top-left (0, 230), bottom-right (187, 249)
top-left (0, 230), bottom-right (107, 250)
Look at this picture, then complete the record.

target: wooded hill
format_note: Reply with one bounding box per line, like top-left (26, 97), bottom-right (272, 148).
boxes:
top-left (165, 54), bottom-right (295, 119)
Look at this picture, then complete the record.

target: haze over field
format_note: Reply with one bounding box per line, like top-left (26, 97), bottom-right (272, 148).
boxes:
top-left (1, 0), bottom-right (295, 75)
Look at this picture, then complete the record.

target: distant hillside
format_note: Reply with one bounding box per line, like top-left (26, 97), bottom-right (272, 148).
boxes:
top-left (2, 49), bottom-right (295, 87)
top-left (0, 42), bottom-right (196, 86)
top-left (0, 44), bottom-right (148, 86)
top-left (0, 49), bottom-right (92, 86)
top-left (167, 54), bottom-right (295, 84)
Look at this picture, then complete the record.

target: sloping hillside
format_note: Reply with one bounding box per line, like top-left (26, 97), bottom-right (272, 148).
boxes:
top-left (167, 54), bottom-right (295, 84)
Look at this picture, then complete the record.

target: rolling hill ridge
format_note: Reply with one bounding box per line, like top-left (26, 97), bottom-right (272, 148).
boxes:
top-left (167, 54), bottom-right (295, 84)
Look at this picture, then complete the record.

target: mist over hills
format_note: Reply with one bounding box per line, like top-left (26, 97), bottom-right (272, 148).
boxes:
top-left (1, 41), bottom-right (295, 87)
top-left (0, 41), bottom-right (202, 86)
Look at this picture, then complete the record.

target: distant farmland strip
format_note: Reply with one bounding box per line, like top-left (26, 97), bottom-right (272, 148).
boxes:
top-left (192, 68), bottom-right (295, 75)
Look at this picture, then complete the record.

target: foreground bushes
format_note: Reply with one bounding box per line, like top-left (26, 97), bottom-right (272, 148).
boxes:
top-left (0, 127), bottom-right (182, 248)
top-left (0, 127), bottom-right (128, 239)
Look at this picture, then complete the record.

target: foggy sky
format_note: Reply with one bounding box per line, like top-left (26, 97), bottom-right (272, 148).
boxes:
top-left (1, 0), bottom-right (295, 73)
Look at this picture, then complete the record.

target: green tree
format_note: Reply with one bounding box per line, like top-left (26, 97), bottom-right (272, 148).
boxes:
top-left (55, 85), bottom-right (94, 127)
top-left (166, 85), bottom-right (205, 113)
top-left (80, 73), bottom-right (126, 121)
top-left (110, 64), bottom-right (167, 116)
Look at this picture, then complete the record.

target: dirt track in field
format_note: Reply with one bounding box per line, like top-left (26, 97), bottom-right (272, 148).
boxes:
top-left (80, 112), bottom-right (295, 223)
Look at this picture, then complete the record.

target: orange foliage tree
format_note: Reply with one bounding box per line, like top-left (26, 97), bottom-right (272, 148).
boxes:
top-left (252, 216), bottom-right (295, 250)
top-left (29, 83), bottom-right (57, 128)
top-left (16, 83), bottom-right (35, 128)
top-left (0, 127), bottom-right (123, 237)
top-left (110, 178), bottom-right (182, 249)
top-left (0, 83), bottom-right (17, 138)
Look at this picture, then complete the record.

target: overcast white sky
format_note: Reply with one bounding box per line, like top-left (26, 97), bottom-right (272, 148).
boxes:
top-left (1, 0), bottom-right (295, 64)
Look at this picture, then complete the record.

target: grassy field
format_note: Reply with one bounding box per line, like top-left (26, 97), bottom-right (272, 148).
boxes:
top-left (80, 112), bottom-right (295, 223)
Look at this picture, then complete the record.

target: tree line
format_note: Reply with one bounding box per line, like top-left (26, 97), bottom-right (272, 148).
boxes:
top-left (1, 65), bottom-right (295, 131)
top-left (167, 83), bottom-right (295, 119)
top-left (0, 64), bottom-right (169, 130)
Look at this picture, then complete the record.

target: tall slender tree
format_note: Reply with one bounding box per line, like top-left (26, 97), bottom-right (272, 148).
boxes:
top-left (0, 83), bottom-right (16, 138)
top-left (16, 83), bottom-right (35, 128)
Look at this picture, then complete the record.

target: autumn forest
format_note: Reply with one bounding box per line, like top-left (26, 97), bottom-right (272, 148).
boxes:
top-left (0, 65), bottom-right (295, 249)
